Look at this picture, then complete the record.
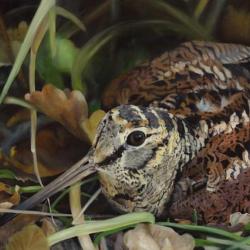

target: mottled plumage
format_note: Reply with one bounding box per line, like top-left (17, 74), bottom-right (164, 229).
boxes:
top-left (2, 41), bottom-right (250, 225)
top-left (99, 41), bottom-right (250, 222)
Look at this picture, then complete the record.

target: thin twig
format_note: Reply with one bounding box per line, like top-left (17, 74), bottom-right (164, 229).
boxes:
top-left (0, 208), bottom-right (72, 217)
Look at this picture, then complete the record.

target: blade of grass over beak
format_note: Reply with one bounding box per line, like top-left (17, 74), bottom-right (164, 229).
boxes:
top-left (0, 150), bottom-right (96, 226)
top-left (51, 176), bottom-right (98, 209)
top-left (55, 6), bottom-right (86, 33)
top-left (0, 0), bottom-right (56, 104)
top-left (47, 212), bottom-right (155, 246)
top-left (71, 20), bottom-right (192, 93)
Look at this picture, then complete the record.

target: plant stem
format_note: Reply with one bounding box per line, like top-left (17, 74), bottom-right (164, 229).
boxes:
top-left (47, 212), bottom-right (155, 246)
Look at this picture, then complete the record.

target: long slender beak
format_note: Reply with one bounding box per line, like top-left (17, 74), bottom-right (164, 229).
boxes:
top-left (0, 149), bottom-right (96, 225)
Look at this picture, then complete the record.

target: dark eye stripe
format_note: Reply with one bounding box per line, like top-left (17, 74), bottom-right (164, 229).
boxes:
top-left (97, 132), bottom-right (163, 167)
top-left (97, 145), bottom-right (126, 166)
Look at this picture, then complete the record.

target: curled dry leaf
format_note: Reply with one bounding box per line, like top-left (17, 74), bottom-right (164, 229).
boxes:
top-left (25, 84), bottom-right (88, 140)
top-left (0, 182), bottom-right (20, 209)
top-left (230, 212), bottom-right (250, 227)
top-left (25, 84), bottom-right (106, 144)
top-left (124, 224), bottom-right (194, 250)
top-left (5, 224), bottom-right (49, 250)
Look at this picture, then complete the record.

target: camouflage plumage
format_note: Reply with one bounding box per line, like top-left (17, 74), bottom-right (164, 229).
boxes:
top-left (2, 41), bottom-right (250, 225)
top-left (101, 41), bottom-right (250, 223)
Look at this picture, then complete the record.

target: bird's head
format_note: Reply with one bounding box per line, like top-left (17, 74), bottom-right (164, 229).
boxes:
top-left (93, 104), bottom-right (182, 216)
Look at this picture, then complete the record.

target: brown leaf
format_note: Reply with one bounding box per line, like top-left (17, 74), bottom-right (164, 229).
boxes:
top-left (1, 124), bottom-right (89, 178)
top-left (5, 224), bottom-right (49, 250)
top-left (0, 214), bottom-right (40, 249)
top-left (25, 84), bottom-right (88, 140)
top-left (124, 224), bottom-right (194, 250)
top-left (0, 182), bottom-right (20, 209)
top-left (41, 218), bottom-right (57, 237)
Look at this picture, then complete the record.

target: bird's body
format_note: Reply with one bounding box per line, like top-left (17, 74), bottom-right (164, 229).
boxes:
top-left (2, 41), bottom-right (250, 225)
top-left (100, 41), bottom-right (250, 223)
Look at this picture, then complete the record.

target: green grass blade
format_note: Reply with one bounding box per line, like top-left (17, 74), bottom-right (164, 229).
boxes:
top-left (55, 6), bottom-right (86, 33)
top-left (49, 7), bottom-right (57, 58)
top-left (144, 0), bottom-right (211, 40)
top-left (0, 169), bottom-right (16, 180)
top-left (158, 222), bottom-right (244, 241)
top-left (0, 0), bottom-right (56, 104)
top-left (47, 212), bottom-right (155, 246)
top-left (70, 20), bottom-right (192, 93)
top-left (58, 1), bottom-right (109, 38)
top-left (4, 96), bottom-right (34, 109)
top-left (205, 0), bottom-right (227, 34)
top-left (194, 0), bottom-right (209, 19)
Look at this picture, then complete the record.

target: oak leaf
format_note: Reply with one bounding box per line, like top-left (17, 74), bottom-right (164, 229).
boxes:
top-left (25, 84), bottom-right (88, 140)
top-left (5, 224), bottom-right (49, 250)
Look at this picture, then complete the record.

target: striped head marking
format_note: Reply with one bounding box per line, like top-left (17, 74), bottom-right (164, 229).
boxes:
top-left (93, 104), bottom-right (182, 216)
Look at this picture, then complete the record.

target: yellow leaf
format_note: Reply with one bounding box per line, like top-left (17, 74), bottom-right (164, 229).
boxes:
top-left (82, 110), bottom-right (106, 144)
top-left (6, 224), bottom-right (49, 250)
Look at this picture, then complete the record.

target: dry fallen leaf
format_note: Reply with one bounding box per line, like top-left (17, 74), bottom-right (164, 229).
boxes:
top-left (41, 218), bottom-right (57, 237)
top-left (0, 214), bottom-right (39, 249)
top-left (25, 84), bottom-right (106, 144)
top-left (124, 224), bottom-right (194, 250)
top-left (0, 182), bottom-right (20, 209)
top-left (230, 212), bottom-right (250, 227)
top-left (5, 224), bottom-right (49, 250)
top-left (25, 84), bottom-right (88, 140)
top-left (1, 124), bottom-right (89, 178)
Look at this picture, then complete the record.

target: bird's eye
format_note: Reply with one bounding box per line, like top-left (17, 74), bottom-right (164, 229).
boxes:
top-left (126, 131), bottom-right (146, 146)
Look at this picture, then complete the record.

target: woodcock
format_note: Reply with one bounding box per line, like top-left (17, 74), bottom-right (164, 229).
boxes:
top-left (1, 41), bottom-right (250, 225)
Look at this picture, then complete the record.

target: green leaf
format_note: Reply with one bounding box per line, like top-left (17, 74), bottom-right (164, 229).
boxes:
top-left (36, 36), bottom-right (79, 88)
top-left (53, 38), bottom-right (79, 73)
top-left (0, 169), bottom-right (16, 180)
